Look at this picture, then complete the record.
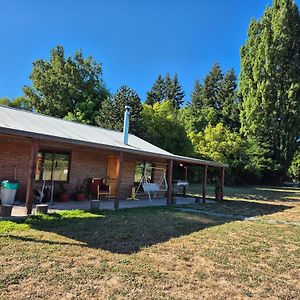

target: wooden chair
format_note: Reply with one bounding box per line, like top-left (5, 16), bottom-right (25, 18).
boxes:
top-left (97, 181), bottom-right (110, 200)
top-left (90, 178), bottom-right (110, 200)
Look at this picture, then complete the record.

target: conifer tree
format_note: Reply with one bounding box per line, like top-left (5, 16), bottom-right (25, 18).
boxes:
top-left (201, 63), bottom-right (223, 109)
top-left (145, 75), bottom-right (165, 105)
top-left (239, 0), bottom-right (300, 177)
top-left (218, 69), bottom-right (240, 130)
top-left (96, 85), bottom-right (144, 136)
top-left (191, 80), bottom-right (203, 109)
top-left (164, 73), bottom-right (173, 100)
top-left (169, 73), bottom-right (185, 109)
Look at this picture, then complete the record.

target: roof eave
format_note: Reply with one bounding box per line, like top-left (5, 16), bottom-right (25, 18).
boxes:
top-left (0, 127), bottom-right (228, 168)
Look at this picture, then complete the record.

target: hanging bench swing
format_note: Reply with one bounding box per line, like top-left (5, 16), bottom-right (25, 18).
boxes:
top-left (134, 166), bottom-right (168, 201)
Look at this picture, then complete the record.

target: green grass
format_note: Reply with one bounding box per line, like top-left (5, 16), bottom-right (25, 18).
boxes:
top-left (1, 186), bottom-right (300, 299)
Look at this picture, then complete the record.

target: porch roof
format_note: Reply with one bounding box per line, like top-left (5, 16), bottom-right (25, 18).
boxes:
top-left (0, 105), bottom-right (227, 168)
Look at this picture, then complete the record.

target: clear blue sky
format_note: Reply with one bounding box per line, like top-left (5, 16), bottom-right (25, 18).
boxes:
top-left (1, 0), bottom-right (299, 102)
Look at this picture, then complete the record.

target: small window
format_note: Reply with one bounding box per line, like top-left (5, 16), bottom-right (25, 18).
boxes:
top-left (35, 151), bottom-right (70, 182)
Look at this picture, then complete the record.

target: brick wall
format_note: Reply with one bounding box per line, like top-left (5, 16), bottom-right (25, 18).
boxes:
top-left (0, 135), bottom-right (145, 201)
top-left (0, 137), bottom-right (32, 199)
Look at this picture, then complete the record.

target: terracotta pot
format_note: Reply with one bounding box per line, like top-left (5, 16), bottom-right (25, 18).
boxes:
top-left (75, 193), bottom-right (86, 201)
top-left (58, 193), bottom-right (69, 202)
top-left (215, 191), bottom-right (223, 201)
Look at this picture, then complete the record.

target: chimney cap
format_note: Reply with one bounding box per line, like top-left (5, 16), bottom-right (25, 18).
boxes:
top-left (125, 105), bottom-right (131, 110)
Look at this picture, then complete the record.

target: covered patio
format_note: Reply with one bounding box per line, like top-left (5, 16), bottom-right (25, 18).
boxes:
top-left (10, 196), bottom-right (200, 217)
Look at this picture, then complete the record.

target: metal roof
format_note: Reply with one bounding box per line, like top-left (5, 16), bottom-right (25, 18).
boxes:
top-left (0, 105), bottom-right (227, 168)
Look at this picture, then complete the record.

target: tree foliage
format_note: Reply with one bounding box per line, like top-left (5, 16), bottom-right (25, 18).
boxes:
top-left (24, 45), bottom-right (109, 124)
top-left (0, 96), bottom-right (32, 111)
top-left (288, 149), bottom-right (300, 182)
top-left (146, 73), bottom-right (185, 109)
top-left (239, 0), bottom-right (300, 177)
top-left (145, 75), bottom-right (165, 105)
top-left (189, 123), bottom-right (272, 183)
top-left (142, 100), bottom-right (193, 156)
top-left (96, 85), bottom-right (144, 136)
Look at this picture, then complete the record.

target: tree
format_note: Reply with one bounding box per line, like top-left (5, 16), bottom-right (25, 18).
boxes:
top-left (218, 69), bottom-right (240, 130)
top-left (24, 45), bottom-right (109, 124)
top-left (0, 96), bottom-right (32, 111)
top-left (164, 73), bottom-right (173, 100)
top-left (288, 148), bottom-right (300, 182)
top-left (201, 63), bottom-right (223, 110)
top-left (191, 80), bottom-right (203, 109)
top-left (189, 123), bottom-right (272, 184)
top-left (96, 85), bottom-right (144, 136)
top-left (239, 0), bottom-right (300, 179)
top-left (0, 97), bottom-right (10, 106)
top-left (142, 100), bottom-right (193, 156)
top-left (168, 73), bottom-right (185, 109)
top-left (145, 75), bottom-right (165, 105)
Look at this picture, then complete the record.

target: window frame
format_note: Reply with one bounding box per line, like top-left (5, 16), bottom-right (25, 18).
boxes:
top-left (35, 150), bottom-right (71, 183)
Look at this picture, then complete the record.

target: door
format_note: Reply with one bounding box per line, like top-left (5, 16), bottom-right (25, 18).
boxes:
top-left (107, 156), bottom-right (118, 196)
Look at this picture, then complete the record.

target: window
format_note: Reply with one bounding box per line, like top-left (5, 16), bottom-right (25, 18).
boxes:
top-left (35, 151), bottom-right (70, 182)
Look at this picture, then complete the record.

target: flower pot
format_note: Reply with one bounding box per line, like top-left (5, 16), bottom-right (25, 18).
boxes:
top-left (75, 193), bottom-right (86, 201)
top-left (58, 193), bottom-right (69, 202)
top-left (215, 191), bottom-right (223, 201)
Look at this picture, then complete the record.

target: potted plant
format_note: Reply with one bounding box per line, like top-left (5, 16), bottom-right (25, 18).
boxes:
top-left (57, 182), bottom-right (69, 202)
top-left (75, 177), bottom-right (87, 201)
top-left (214, 177), bottom-right (223, 201)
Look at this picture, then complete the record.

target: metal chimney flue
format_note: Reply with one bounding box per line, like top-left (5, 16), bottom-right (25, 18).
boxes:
top-left (123, 105), bottom-right (130, 145)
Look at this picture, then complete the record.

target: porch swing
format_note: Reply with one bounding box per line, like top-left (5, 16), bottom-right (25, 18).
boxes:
top-left (134, 165), bottom-right (168, 201)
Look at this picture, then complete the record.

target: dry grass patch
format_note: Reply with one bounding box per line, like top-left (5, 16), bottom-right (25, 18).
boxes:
top-left (0, 186), bottom-right (300, 300)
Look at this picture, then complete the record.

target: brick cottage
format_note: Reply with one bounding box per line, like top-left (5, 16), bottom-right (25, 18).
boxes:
top-left (0, 105), bottom-right (227, 214)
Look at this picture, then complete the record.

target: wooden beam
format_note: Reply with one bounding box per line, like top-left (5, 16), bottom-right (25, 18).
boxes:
top-left (183, 166), bottom-right (188, 197)
top-left (114, 152), bottom-right (123, 210)
top-left (202, 165), bottom-right (208, 202)
top-left (167, 159), bottom-right (173, 206)
top-left (220, 167), bottom-right (225, 200)
top-left (25, 140), bottom-right (39, 215)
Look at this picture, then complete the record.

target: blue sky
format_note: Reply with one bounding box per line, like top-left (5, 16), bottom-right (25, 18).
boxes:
top-left (0, 0), bottom-right (299, 101)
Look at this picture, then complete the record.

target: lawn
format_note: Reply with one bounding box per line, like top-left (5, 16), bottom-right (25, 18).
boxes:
top-left (0, 186), bottom-right (300, 299)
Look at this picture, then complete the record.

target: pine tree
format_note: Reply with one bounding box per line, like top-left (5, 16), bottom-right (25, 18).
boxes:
top-left (96, 85), bottom-right (144, 136)
top-left (164, 73), bottom-right (173, 100)
top-left (239, 0), bottom-right (300, 178)
top-left (191, 80), bottom-right (203, 109)
top-left (169, 73), bottom-right (185, 109)
top-left (218, 69), bottom-right (240, 130)
top-left (145, 75), bottom-right (165, 105)
top-left (201, 63), bottom-right (223, 109)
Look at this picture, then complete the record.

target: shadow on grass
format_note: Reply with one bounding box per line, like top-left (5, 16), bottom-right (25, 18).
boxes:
top-left (187, 185), bottom-right (300, 202)
top-left (2, 202), bottom-right (292, 254)
top-left (179, 199), bottom-right (293, 218)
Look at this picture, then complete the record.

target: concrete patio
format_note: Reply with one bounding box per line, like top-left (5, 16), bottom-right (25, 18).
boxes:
top-left (10, 196), bottom-right (197, 217)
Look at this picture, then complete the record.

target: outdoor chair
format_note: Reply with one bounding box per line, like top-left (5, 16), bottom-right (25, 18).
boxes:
top-left (89, 178), bottom-right (110, 200)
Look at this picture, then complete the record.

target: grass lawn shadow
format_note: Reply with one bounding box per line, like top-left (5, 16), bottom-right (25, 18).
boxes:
top-left (4, 201), bottom-right (292, 254)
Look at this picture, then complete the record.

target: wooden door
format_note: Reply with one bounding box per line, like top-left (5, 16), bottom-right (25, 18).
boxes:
top-left (107, 156), bottom-right (118, 196)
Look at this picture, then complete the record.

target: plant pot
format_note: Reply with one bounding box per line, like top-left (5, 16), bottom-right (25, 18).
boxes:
top-left (58, 193), bottom-right (69, 202)
top-left (215, 191), bottom-right (223, 201)
top-left (75, 193), bottom-right (86, 201)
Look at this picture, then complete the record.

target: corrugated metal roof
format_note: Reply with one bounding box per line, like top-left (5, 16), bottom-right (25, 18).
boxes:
top-left (0, 105), bottom-right (227, 167)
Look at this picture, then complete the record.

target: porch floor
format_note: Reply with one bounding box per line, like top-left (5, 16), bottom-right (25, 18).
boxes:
top-left (10, 197), bottom-right (197, 217)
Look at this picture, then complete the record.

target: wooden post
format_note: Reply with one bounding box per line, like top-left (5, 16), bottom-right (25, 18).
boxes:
top-left (114, 152), bottom-right (123, 210)
top-left (202, 165), bottom-right (208, 202)
top-left (25, 140), bottom-right (39, 215)
top-left (167, 160), bottom-right (173, 206)
top-left (183, 166), bottom-right (188, 196)
top-left (220, 167), bottom-right (225, 201)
